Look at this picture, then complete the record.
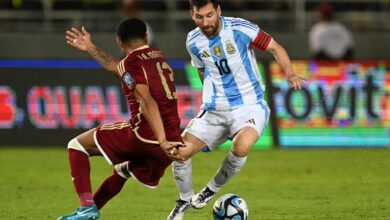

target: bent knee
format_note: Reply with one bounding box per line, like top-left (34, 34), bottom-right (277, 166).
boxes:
top-left (114, 162), bottom-right (131, 179)
top-left (231, 149), bottom-right (249, 157)
top-left (179, 143), bottom-right (199, 161)
top-left (231, 142), bottom-right (252, 157)
top-left (182, 155), bottom-right (192, 162)
top-left (67, 138), bottom-right (90, 156)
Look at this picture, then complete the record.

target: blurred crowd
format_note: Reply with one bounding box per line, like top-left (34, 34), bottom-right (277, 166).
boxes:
top-left (1, 0), bottom-right (389, 59)
top-left (1, 0), bottom-right (389, 12)
top-left (309, 2), bottom-right (354, 60)
top-left (0, 0), bottom-right (271, 11)
top-left (0, 0), bottom-right (121, 10)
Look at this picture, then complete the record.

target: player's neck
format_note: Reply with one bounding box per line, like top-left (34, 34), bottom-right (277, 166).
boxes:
top-left (125, 40), bottom-right (148, 54)
top-left (217, 17), bottom-right (222, 34)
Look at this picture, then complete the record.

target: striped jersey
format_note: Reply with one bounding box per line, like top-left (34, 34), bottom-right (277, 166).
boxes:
top-left (186, 16), bottom-right (272, 110)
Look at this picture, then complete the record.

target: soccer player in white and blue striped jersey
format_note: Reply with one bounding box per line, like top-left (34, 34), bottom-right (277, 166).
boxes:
top-left (168, 0), bottom-right (305, 219)
top-left (187, 16), bottom-right (269, 111)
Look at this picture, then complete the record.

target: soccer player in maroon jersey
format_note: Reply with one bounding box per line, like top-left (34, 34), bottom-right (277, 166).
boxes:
top-left (58, 18), bottom-right (184, 220)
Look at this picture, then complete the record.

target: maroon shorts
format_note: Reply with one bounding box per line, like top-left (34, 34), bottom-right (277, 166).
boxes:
top-left (94, 121), bottom-right (176, 188)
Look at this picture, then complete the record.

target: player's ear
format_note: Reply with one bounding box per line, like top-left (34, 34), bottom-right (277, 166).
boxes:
top-left (116, 37), bottom-right (126, 53)
top-left (116, 37), bottom-right (123, 48)
top-left (190, 9), bottom-right (195, 21)
top-left (144, 34), bottom-right (149, 45)
top-left (217, 4), bottom-right (221, 16)
top-left (190, 5), bottom-right (199, 21)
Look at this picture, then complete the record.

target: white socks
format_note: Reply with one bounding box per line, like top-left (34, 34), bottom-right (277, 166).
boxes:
top-left (172, 159), bottom-right (194, 201)
top-left (207, 151), bottom-right (247, 193)
top-left (173, 151), bottom-right (247, 200)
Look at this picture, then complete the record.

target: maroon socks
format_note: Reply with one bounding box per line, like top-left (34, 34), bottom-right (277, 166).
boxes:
top-left (68, 149), bottom-right (94, 207)
top-left (94, 171), bottom-right (127, 209)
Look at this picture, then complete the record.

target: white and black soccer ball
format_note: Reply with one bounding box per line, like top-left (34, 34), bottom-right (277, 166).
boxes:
top-left (213, 194), bottom-right (248, 220)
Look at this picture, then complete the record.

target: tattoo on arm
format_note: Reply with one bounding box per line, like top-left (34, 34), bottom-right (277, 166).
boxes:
top-left (90, 47), bottom-right (120, 72)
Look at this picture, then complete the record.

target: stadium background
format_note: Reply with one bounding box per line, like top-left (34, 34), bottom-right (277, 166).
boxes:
top-left (0, 0), bottom-right (389, 219)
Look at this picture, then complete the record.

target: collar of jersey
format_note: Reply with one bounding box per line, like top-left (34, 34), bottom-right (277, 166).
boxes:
top-left (130, 45), bottom-right (149, 54)
top-left (220, 16), bottom-right (226, 30)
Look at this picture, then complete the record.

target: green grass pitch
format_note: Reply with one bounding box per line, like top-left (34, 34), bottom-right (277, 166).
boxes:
top-left (1, 147), bottom-right (390, 219)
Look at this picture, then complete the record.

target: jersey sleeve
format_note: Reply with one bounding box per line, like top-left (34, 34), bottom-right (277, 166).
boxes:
top-left (186, 33), bottom-right (205, 68)
top-left (118, 58), bottom-right (148, 89)
top-left (231, 18), bottom-right (272, 51)
top-left (231, 18), bottom-right (260, 43)
top-left (251, 30), bottom-right (273, 51)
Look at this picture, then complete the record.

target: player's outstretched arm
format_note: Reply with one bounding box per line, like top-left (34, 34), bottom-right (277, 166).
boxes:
top-left (66, 26), bottom-right (120, 75)
top-left (134, 84), bottom-right (185, 161)
top-left (265, 40), bottom-right (306, 90)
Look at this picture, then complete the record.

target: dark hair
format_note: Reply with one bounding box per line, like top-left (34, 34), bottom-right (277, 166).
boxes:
top-left (116, 18), bottom-right (147, 43)
top-left (189, 0), bottom-right (218, 10)
top-left (318, 3), bottom-right (333, 21)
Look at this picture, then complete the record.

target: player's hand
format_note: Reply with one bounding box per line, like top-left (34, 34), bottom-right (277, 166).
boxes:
top-left (287, 74), bottom-right (306, 90)
top-left (66, 26), bottom-right (95, 52)
top-left (160, 141), bottom-right (186, 162)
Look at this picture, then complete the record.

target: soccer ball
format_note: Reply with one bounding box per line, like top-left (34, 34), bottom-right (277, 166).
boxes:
top-left (213, 194), bottom-right (248, 220)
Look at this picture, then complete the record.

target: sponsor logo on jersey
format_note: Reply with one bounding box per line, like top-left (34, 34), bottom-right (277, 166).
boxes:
top-left (123, 72), bottom-right (133, 88)
top-left (245, 119), bottom-right (256, 125)
top-left (201, 51), bottom-right (211, 58)
top-left (213, 45), bottom-right (223, 57)
top-left (225, 41), bottom-right (236, 55)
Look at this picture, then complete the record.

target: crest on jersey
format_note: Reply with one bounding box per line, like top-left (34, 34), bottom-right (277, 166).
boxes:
top-left (213, 45), bottom-right (223, 57)
top-left (225, 41), bottom-right (236, 55)
top-left (123, 72), bottom-right (133, 88)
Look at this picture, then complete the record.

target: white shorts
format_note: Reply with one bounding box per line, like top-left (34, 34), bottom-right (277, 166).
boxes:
top-left (183, 102), bottom-right (270, 151)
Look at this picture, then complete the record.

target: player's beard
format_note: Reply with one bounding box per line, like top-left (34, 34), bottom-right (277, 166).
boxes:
top-left (202, 18), bottom-right (220, 37)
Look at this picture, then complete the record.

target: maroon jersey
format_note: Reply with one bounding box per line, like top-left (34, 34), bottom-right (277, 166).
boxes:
top-left (117, 45), bottom-right (181, 143)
